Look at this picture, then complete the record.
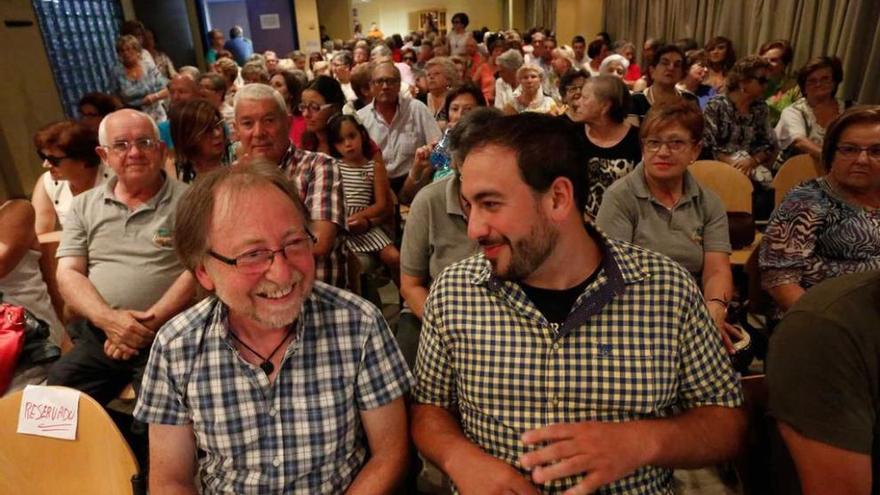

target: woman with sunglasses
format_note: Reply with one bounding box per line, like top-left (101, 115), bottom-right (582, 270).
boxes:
top-left (703, 56), bottom-right (778, 196)
top-left (760, 106), bottom-right (880, 314)
top-left (597, 101), bottom-right (738, 352)
top-left (31, 121), bottom-right (108, 234)
top-left (169, 99), bottom-right (232, 183)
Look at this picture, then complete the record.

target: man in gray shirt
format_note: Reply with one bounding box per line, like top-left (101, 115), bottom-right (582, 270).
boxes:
top-left (48, 109), bottom-right (195, 406)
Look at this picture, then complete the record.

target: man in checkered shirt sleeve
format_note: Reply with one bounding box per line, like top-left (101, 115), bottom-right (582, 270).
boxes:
top-left (411, 113), bottom-right (745, 494)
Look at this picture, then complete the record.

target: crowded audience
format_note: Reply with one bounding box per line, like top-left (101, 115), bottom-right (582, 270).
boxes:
top-left (4, 11), bottom-right (880, 495)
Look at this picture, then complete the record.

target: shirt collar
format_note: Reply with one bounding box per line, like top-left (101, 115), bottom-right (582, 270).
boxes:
top-left (101, 171), bottom-right (172, 209)
top-left (444, 175), bottom-right (465, 217)
top-left (630, 162), bottom-right (701, 204)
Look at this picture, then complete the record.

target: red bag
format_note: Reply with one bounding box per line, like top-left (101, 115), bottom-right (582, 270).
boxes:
top-left (0, 303), bottom-right (26, 395)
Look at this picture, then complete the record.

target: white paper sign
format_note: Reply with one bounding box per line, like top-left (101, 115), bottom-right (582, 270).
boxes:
top-left (17, 385), bottom-right (79, 440)
top-left (260, 14), bottom-right (280, 30)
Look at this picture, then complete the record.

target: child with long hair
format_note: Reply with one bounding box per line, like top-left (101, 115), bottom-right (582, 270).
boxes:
top-left (327, 114), bottom-right (401, 285)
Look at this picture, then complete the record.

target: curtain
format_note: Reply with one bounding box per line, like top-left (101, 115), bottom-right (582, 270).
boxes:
top-left (527, 0), bottom-right (557, 32)
top-left (603, 0), bottom-right (880, 104)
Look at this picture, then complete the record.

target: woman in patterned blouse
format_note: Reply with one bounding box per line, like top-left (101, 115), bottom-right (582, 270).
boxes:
top-left (759, 106), bottom-right (880, 312)
top-left (703, 56), bottom-right (778, 191)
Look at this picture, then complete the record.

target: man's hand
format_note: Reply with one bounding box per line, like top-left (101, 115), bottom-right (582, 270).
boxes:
top-left (448, 449), bottom-right (541, 495)
top-left (96, 309), bottom-right (156, 350)
top-left (520, 421), bottom-right (651, 495)
top-left (103, 339), bottom-right (138, 361)
top-left (347, 217), bottom-right (370, 235)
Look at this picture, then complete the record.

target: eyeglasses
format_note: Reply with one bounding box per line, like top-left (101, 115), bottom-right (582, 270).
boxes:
top-left (836, 144), bottom-right (880, 160)
top-left (371, 77), bottom-right (401, 87)
top-left (296, 102), bottom-right (335, 114)
top-left (208, 231), bottom-right (317, 274)
top-left (38, 152), bottom-right (69, 167)
top-left (643, 139), bottom-right (694, 153)
top-left (104, 138), bottom-right (159, 155)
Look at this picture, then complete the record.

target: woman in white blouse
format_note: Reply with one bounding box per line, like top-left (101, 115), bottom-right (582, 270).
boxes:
top-left (775, 56), bottom-right (845, 165)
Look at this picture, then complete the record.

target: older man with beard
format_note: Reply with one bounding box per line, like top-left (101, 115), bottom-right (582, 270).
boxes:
top-left (410, 113), bottom-right (746, 494)
top-left (135, 163), bottom-right (412, 494)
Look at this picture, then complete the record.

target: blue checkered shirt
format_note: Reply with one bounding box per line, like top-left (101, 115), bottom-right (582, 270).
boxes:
top-left (413, 228), bottom-right (743, 494)
top-left (134, 282), bottom-right (413, 494)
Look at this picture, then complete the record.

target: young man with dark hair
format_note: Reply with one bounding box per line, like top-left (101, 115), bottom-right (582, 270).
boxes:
top-left (411, 112), bottom-right (746, 494)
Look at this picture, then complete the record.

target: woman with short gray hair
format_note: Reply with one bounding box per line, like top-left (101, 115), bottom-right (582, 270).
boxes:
top-left (419, 57), bottom-right (460, 122)
top-left (494, 49), bottom-right (523, 111)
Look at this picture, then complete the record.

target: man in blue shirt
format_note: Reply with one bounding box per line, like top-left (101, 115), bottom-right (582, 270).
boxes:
top-left (223, 25), bottom-right (253, 65)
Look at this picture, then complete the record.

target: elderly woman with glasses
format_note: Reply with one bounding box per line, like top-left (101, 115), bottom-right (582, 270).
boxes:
top-left (169, 99), bottom-right (232, 183)
top-left (775, 56), bottom-right (845, 165)
top-left (417, 57), bottom-right (460, 123)
top-left (760, 106), bottom-right (880, 313)
top-left (703, 56), bottom-right (778, 192)
top-left (31, 121), bottom-right (110, 234)
top-left (597, 101), bottom-right (737, 352)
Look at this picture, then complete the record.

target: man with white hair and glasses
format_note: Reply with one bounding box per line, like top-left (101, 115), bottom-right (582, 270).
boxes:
top-left (48, 109), bottom-right (195, 408)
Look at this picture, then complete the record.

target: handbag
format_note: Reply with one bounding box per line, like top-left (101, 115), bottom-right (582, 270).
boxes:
top-left (727, 211), bottom-right (756, 249)
top-left (0, 302), bottom-right (27, 395)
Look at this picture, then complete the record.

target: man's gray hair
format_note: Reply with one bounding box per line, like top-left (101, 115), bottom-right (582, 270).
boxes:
top-left (370, 61), bottom-right (401, 80)
top-left (178, 66), bottom-right (201, 80)
top-left (370, 44), bottom-right (392, 59)
top-left (234, 83), bottom-right (288, 118)
top-left (97, 109), bottom-right (159, 146)
top-left (332, 50), bottom-right (353, 67)
top-left (496, 49), bottom-right (524, 71)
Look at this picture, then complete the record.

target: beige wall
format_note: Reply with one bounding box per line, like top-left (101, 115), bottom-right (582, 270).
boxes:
top-left (317, 0), bottom-right (352, 41)
top-left (0, 1), bottom-right (65, 198)
top-left (555, 0), bottom-right (603, 46)
top-left (342, 0), bottom-right (504, 39)
top-left (294, 0), bottom-right (322, 54)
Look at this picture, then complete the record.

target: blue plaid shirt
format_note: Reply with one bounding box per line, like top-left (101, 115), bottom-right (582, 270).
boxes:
top-left (135, 282), bottom-right (413, 494)
top-left (413, 227), bottom-right (743, 494)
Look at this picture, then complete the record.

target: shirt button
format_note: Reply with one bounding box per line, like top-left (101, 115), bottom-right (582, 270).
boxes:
top-left (551, 343), bottom-right (559, 351)
top-left (550, 395), bottom-right (559, 406)
top-left (272, 457), bottom-right (281, 467)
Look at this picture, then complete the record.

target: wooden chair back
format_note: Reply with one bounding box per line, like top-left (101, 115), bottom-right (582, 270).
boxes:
top-left (0, 386), bottom-right (142, 495)
top-left (689, 160), bottom-right (754, 213)
top-left (772, 154), bottom-right (821, 207)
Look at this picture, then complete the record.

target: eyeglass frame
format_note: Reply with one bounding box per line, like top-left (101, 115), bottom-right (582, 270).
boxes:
top-left (835, 144), bottom-right (880, 160)
top-left (296, 102), bottom-right (335, 114)
top-left (371, 77), bottom-right (401, 87)
top-left (642, 138), bottom-right (697, 153)
top-left (103, 137), bottom-right (160, 155)
top-left (195, 118), bottom-right (226, 140)
top-left (207, 229), bottom-right (318, 273)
